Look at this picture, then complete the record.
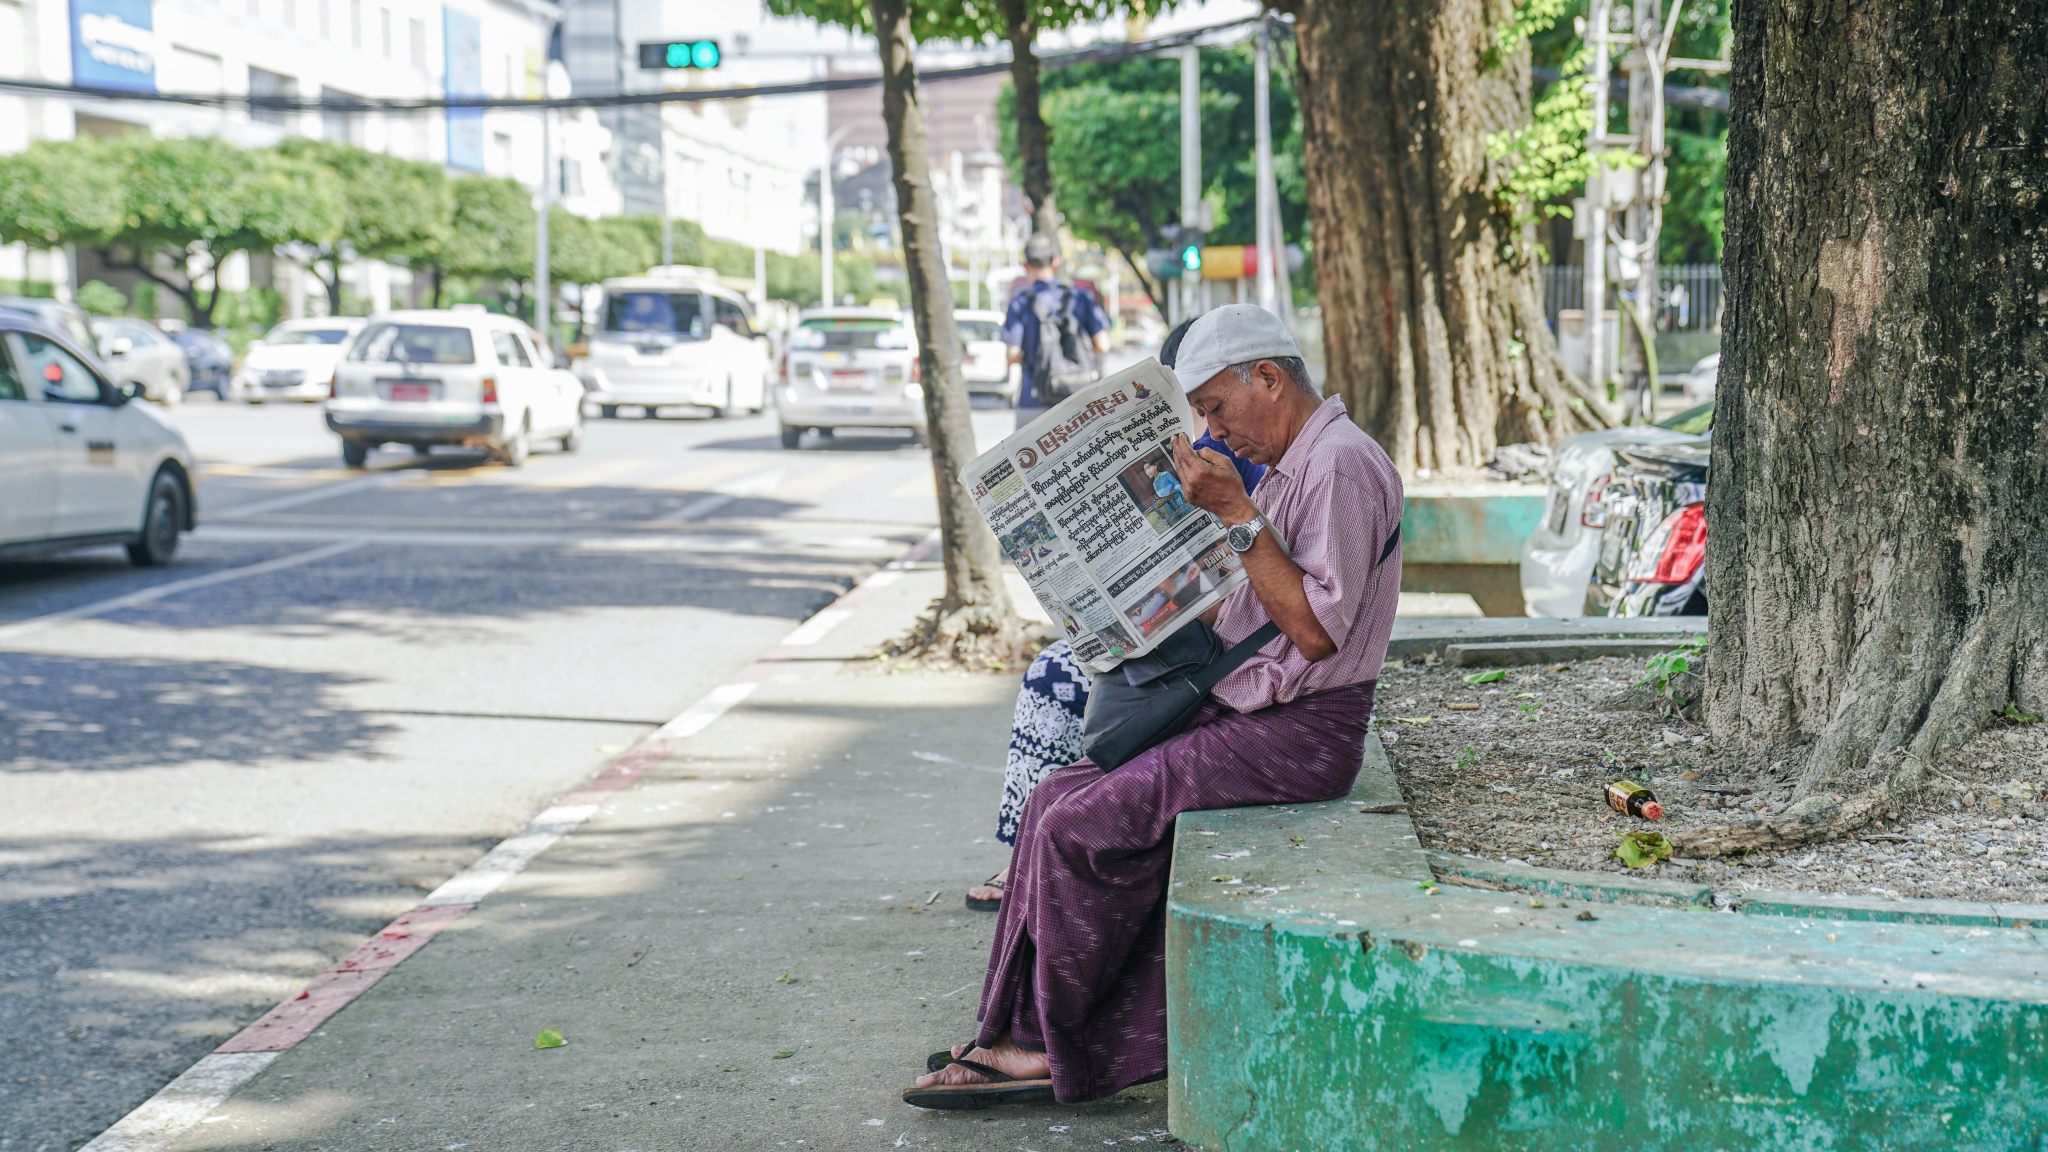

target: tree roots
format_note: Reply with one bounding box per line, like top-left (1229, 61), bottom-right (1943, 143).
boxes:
top-left (874, 598), bottom-right (1048, 674)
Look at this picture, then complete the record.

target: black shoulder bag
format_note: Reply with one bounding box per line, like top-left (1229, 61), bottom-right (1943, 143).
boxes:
top-left (1078, 523), bottom-right (1401, 771)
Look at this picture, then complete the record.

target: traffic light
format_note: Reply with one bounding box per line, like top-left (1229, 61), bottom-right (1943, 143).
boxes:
top-left (638, 40), bottom-right (720, 70)
top-left (1146, 226), bottom-right (1206, 282)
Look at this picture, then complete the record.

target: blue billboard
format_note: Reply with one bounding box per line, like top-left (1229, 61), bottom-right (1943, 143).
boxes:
top-left (70, 0), bottom-right (156, 93)
top-left (444, 7), bottom-right (485, 171)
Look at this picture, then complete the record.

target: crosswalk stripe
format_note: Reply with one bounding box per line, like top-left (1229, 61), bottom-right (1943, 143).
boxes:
top-left (772, 460), bottom-right (882, 500)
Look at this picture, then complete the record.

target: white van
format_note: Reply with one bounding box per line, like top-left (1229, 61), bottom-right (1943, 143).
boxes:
top-left (323, 309), bottom-right (584, 467)
top-left (580, 268), bottom-right (772, 418)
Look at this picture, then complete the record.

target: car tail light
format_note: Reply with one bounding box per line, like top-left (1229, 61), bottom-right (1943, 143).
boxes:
top-left (328, 372), bottom-right (339, 399)
top-left (1627, 503), bottom-right (1707, 583)
top-left (909, 356), bottom-right (922, 383)
top-left (480, 376), bottom-right (498, 403)
top-left (1579, 475), bottom-right (1612, 528)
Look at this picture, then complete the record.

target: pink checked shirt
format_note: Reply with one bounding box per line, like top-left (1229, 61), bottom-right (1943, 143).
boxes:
top-left (1210, 396), bottom-right (1404, 713)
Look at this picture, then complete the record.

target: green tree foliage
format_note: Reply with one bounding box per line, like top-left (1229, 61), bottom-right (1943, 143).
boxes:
top-left (428, 175), bottom-right (535, 285)
top-left (1489, 0), bottom-right (1728, 264)
top-left (999, 46), bottom-right (1305, 308)
top-left (0, 138), bottom-right (124, 249)
top-left (273, 138), bottom-right (453, 313)
top-left (547, 209), bottom-right (658, 286)
top-left (102, 136), bottom-right (343, 326)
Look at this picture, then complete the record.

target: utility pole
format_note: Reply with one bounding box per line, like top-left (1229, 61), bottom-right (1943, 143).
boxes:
top-left (1627, 0), bottom-right (1673, 419)
top-left (536, 109), bottom-right (553, 352)
top-left (1583, 0), bottom-right (1612, 399)
top-left (1179, 43), bottom-right (1201, 326)
top-left (821, 122), bottom-right (864, 308)
top-left (1252, 19), bottom-right (1277, 317)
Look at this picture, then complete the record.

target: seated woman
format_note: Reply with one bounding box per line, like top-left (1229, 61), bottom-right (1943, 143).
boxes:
top-left (965, 319), bottom-right (1266, 913)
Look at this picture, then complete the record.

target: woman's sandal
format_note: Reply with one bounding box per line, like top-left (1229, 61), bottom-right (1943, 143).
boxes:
top-left (901, 1058), bottom-right (1054, 1110)
top-left (964, 875), bottom-right (1005, 912)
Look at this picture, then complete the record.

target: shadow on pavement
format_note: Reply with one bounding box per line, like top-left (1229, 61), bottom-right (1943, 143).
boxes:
top-left (1, 653), bottom-right (391, 773)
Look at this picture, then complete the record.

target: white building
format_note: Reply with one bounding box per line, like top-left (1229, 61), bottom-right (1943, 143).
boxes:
top-left (0, 0), bottom-right (618, 312)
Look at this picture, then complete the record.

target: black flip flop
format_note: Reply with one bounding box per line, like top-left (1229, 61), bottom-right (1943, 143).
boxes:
top-left (902, 1058), bottom-right (1055, 1110)
top-left (926, 1042), bottom-right (974, 1073)
top-left (965, 876), bottom-right (1005, 912)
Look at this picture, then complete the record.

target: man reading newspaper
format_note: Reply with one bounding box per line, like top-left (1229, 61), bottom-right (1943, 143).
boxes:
top-left (908, 304), bottom-right (1404, 1109)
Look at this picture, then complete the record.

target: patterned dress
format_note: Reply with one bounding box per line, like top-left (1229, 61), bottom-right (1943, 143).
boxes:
top-left (998, 640), bottom-right (1089, 845)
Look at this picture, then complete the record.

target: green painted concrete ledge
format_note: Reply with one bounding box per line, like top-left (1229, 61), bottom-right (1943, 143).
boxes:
top-left (1400, 483), bottom-right (1546, 616)
top-left (1165, 736), bottom-right (2048, 1150)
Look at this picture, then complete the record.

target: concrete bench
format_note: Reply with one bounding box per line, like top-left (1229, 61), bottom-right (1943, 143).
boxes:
top-left (1164, 734), bottom-right (2048, 1148)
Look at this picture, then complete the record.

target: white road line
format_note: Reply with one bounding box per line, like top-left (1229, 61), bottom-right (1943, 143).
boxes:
top-left (0, 540), bottom-right (366, 645)
top-left (418, 805), bottom-right (599, 906)
top-left (656, 468), bottom-right (790, 522)
top-left (654, 681), bottom-right (760, 740)
top-left (76, 1052), bottom-right (279, 1152)
top-left (778, 608), bottom-right (853, 647)
top-left (207, 469), bottom-right (425, 518)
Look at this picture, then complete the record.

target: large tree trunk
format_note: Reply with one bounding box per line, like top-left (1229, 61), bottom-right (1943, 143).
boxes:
top-left (999, 0), bottom-right (1059, 240)
top-left (1699, 0), bottom-right (2048, 843)
top-left (1284, 0), bottom-right (1615, 473)
top-left (869, 0), bottom-right (1024, 664)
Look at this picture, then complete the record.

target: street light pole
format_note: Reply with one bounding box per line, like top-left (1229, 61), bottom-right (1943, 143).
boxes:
top-left (820, 121), bottom-right (867, 308)
top-left (1252, 19), bottom-right (1276, 317)
top-left (1585, 0), bottom-right (1612, 399)
top-left (535, 61), bottom-right (572, 359)
top-left (1179, 44), bottom-right (1201, 325)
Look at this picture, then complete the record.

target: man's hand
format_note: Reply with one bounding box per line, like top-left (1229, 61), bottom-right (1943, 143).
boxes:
top-left (1171, 434), bottom-right (1257, 525)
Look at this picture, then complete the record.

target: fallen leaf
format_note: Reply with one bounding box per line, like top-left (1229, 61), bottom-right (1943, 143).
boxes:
top-left (1612, 831), bottom-right (1674, 869)
top-left (773, 1051), bottom-right (796, 1059)
top-left (1446, 703), bottom-right (1482, 712)
top-left (535, 1029), bottom-right (566, 1050)
top-left (1395, 715), bottom-right (1434, 724)
top-left (1463, 669), bottom-right (1508, 684)
top-left (776, 972), bottom-right (794, 984)
top-left (1576, 910), bottom-right (1598, 921)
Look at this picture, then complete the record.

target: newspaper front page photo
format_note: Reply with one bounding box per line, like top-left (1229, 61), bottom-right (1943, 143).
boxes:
top-left (962, 359), bottom-right (1250, 674)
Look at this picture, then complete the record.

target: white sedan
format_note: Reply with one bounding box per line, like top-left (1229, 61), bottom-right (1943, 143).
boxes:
top-left (0, 314), bottom-right (196, 565)
top-left (234, 317), bottom-right (364, 402)
top-left (324, 309), bottom-right (584, 467)
top-left (955, 309), bottom-right (1019, 404)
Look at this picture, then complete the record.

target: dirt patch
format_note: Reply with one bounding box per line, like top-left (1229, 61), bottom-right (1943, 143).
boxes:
top-left (1376, 655), bottom-right (2048, 905)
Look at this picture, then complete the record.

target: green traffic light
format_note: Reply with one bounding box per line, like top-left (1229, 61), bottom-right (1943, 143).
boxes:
top-left (666, 42), bottom-right (690, 67)
top-left (1181, 246), bottom-right (1202, 272)
top-left (692, 40), bottom-right (719, 68)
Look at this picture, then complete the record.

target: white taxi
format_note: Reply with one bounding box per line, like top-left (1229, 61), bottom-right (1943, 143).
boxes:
top-left (0, 313), bottom-right (196, 565)
top-left (323, 309), bottom-right (584, 467)
top-left (234, 317), bottom-right (364, 402)
top-left (580, 269), bottom-right (772, 418)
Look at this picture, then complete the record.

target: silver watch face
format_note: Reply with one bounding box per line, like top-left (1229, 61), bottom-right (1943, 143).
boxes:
top-left (1227, 518), bottom-right (1260, 552)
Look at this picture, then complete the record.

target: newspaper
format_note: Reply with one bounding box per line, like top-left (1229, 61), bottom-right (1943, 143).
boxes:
top-left (962, 358), bottom-right (1250, 674)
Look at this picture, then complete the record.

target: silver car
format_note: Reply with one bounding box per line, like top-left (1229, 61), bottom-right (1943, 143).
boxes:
top-left (92, 316), bottom-right (190, 405)
top-left (773, 308), bottom-right (927, 449)
top-left (1518, 402), bottom-right (1713, 616)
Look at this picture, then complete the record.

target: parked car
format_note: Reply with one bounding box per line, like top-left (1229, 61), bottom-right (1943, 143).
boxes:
top-left (955, 309), bottom-right (1019, 404)
top-left (1517, 401), bottom-right (1714, 616)
top-left (91, 316), bottom-right (190, 405)
top-left (169, 327), bottom-right (235, 399)
top-left (323, 309), bottom-right (584, 468)
top-left (773, 307), bottom-right (927, 449)
top-left (233, 317), bottom-right (364, 402)
top-left (580, 269), bottom-right (771, 419)
top-left (0, 312), bottom-right (196, 565)
top-left (1590, 436), bottom-right (1711, 616)
top-left (0, 295), bottom-right (94, 347)
top-left (1680, 352), bottom-right (1719, 403)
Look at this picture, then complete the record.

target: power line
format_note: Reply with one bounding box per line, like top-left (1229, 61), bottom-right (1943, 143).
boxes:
top-left (0, 17), bottom-right (1259, 115)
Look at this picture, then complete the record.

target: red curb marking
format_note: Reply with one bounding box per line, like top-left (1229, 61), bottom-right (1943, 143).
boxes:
top-left (205, 530), bottom-right (941, 1058)
top-left (214, 904), bottom-right (472, 1053)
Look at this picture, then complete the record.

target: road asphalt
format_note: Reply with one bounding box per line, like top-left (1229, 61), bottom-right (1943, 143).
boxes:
top-left (0, 398), bottom-right (1046, 1152)
top-left (148, 558), bottom-right (1179, 1151)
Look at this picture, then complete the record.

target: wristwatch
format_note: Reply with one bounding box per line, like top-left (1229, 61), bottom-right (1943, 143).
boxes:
top-left (1225, 515), bottom-right (1267, 553)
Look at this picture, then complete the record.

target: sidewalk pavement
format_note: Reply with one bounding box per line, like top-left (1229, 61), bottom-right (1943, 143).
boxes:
top-left (131, 552), bottom-right (1180, 1151)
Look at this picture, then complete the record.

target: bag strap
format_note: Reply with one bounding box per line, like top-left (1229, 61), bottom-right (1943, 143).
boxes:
top-left (1379, 524), bottom-right (1402, 565)
top-left (1190, 620), bottom-right (1283, 694)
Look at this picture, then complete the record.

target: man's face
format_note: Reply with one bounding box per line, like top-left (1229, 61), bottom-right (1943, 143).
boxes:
top-left (1188, 362), bottom-right (1289, 465)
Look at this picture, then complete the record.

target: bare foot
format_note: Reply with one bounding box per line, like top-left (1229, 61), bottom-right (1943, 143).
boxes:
top-left (913, 1035), bottom-right (1049, 1089)
top-left (967, 865), bottom-right (1010, 905)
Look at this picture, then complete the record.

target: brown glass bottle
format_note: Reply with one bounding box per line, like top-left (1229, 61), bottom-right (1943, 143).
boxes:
top-left (1605, 779), bottom-right (1664, 821)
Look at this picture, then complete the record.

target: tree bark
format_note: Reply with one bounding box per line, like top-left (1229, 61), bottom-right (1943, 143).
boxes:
top-left (1704, 0), bottom-right (2048, 841)
top-left (1000, 0), bottom-right (1060, 240)
top-left (869, 0), bottom-right (1024, 663)
top-left (1284, 0), bottom-right (1615, 473)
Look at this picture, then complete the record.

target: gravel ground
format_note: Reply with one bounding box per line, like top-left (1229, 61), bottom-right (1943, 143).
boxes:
top-left (1375, 654), bottom-right (2048, 905)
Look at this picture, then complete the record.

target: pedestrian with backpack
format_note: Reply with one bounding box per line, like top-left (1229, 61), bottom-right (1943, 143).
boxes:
top-left (1001, 233), bottom-right (1109, 428)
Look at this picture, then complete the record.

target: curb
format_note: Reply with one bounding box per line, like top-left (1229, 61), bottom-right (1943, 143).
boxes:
top-left (79, 529), bottom-right (942, 1152)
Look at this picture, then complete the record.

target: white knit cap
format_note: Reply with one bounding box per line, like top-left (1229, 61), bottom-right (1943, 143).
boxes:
top-left (1170, 304), bottom-right (1302, 395)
